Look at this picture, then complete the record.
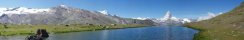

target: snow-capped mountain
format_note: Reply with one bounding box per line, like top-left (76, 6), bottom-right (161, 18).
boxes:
top-left (98, 10), bottom-right (109, 15)
top-left (151, 11), bottom-right (223, 26)
top-left (157, 11), bottom-right (183, 25)
top-left (0, 7), bottom-right (50, 15)
top-left (133, 17), bottom-right (150, 20)
top-left (197, 12), bottom-right (223, 21)
top-left (181, 18), bottom-right (192, 23)
top-left (0, 5), bottom-right (156, 25)
top-left (161, 11), bottom-right (172, 21)
top-left (159, 11), bottom-right (182, 21)
top-left (133, 11), bottom-right (194, 26)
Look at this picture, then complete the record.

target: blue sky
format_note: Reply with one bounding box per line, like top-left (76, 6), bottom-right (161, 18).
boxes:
top-left (0, 0), bottom-right (243, 19)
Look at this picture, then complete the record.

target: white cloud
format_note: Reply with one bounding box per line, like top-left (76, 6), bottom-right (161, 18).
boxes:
top-left (197, 12), bottom-right (223, 21)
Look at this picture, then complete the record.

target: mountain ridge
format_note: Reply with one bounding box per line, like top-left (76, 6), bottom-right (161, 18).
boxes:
top-left (0, 5), bottom-right (156, 25)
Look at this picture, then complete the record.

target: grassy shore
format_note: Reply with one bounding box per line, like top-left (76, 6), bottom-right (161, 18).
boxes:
top-left (0, 24), bottom-right (150, 36)
top-left (184, 24), bottom-right (209, 40)
top-left (184, 2), bottom-right (244, 40)
top-left (185, 22), bottom-right (244, 40)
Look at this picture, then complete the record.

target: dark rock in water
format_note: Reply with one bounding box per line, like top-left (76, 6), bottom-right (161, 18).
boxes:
top-left (26, 29), bottom-right (49, 40)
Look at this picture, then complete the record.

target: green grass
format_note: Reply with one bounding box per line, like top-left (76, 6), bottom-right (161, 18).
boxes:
top-left (185, 22), bottom-right (244, 40)
top-left (185, 2), bottom-right (244, 40)
top-left (0, 24), bottom-right (150, 36)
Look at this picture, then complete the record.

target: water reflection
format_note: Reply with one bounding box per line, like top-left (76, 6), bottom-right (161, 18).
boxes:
top-left (0, 26), bottom-right (198, 40)
top-left (101, 30), bottom-right (109, 40)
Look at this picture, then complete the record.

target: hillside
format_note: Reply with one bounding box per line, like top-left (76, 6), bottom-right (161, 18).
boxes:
top-left (185, 2), bottom-right (244, 40)
top-left (0, 5), bottom-right (155, 25)
top-left (0, 5), bottom-right (156, 36)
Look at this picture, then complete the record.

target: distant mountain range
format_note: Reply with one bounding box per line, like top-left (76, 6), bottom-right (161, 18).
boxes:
top-left (134, 11), bottom-right (196, 26)
top-left (0, 5), bottom-right (156, 25)
top-left (133, 11), bottom-right (223, 26)
top-left (155, 11), bottom-right (192, 25)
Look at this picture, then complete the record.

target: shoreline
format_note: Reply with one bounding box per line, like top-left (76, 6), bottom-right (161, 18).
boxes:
top-left (0, 24), bottom-right (152, 36)
top-left (184, 24), bottom-right (207, 40)
top-left (184, 23), bottom-right (244, 40)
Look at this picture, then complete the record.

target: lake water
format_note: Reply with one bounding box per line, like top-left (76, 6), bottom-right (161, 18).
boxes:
top-left (0, 26), bottom-right (198, 40)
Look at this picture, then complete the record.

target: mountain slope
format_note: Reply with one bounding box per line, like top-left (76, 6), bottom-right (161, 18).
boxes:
top-left (0, 5), bottom-right (155, 25)
top-left (185, 2), bottom-right (244, 40)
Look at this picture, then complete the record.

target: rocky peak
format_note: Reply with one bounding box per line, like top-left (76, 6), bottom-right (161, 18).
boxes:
top-left (161, 11), bottom-right (172, 20)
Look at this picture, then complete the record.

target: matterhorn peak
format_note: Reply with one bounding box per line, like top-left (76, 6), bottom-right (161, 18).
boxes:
top-left (153, 10), bottom-right (194, 26)
top-left (161, 11), bottom-right (172, 20)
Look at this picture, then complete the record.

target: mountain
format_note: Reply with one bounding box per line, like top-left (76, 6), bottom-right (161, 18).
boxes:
top-left (161, 11), bottom-right (172, 21)
top-left (0, 7), bottom-right (50, 15)
top-left (0, 5), bottom-right (155, 25)
top-left (98, 10), bottom-right (109, 15)
top-left (182, 18), bottom-right (192, 23)
top-left (132, 11), bottom-right (195, 26)
top-left (185, 2), bottom-right (244, 40)
top-left (133, 17), bottom-right (150, 20)
top-left (156, 11), bottom-right (193, 25)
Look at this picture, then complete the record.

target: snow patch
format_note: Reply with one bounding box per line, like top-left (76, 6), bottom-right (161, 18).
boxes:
top-left (0, 7), bottom-right (50, 16)
top-left (98, 10), bottom-right (108, 15)
top-left (133, 17), bottom-right (150, 20)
